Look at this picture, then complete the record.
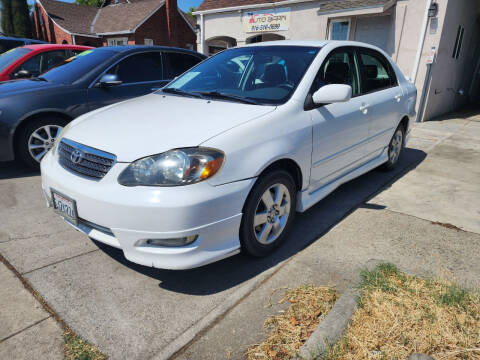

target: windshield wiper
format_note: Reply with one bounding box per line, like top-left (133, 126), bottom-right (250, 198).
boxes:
top-left (162, 87), bottom-right (204, 99)
top-left (194, 91), bottom-right (259, 105)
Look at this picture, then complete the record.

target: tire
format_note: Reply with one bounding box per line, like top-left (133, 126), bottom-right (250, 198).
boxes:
top-left (240, 170), bottom-right (297, 257)
top-left (16, 116), bottom-right (68, 169)
top-left (382, 124), bottom-right (405, 171)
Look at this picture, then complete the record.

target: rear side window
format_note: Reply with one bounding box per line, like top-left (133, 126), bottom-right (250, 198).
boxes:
top-left (163, 52), bottom-right (202, 79)
top-left (42, 50), bottom-right (69, 73)
top-left (358, 49), bottom-right (397, 93)
top-left (107, 52), bottom-right (163, 83)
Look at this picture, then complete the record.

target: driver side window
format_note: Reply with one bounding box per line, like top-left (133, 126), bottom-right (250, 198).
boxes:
top-left (310, 48), bottom-right (360, 96)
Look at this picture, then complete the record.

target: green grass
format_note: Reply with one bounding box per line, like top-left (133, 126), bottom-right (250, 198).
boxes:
top-left (64, 332), bottom-right (107, 360)
top-left (358, 263), bottom-right (404, 295)
top-left (438, 284), bottom-right (468, 307)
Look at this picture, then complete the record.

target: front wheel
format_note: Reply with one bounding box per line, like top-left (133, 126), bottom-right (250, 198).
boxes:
top-left (240, 170), bottom-right (297, 257)
top-left (382, 125), bottom-right (405, 171)
top-left (17, 116), bottom-right (68, 169)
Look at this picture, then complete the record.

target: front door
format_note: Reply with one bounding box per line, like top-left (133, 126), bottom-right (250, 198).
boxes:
top-left (87, 51), bottom-right (168, 111)
top-left (308, 47), bottom-right (370, 189)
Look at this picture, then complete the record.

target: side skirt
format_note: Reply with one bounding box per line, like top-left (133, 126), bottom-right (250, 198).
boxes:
top-left (296, 147), bottom-right (388, 212)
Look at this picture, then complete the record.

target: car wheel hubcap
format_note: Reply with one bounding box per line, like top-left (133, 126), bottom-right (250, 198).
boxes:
top-left (389, 129), bottom-right (403, 164)
top-left (253, 183), bottom-right (291, 245)
top-left (28, 125), bottom-right (63, 163)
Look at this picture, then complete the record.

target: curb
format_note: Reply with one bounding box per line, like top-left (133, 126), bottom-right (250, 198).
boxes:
top-left (152, 256), bottom-right (295, 360)
top-left (295, 260), bottom-right (382, 360)
top-left (294, 287), bottom-right (359, 360)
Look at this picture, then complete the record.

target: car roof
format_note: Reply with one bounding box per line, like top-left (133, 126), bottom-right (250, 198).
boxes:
top-left (97, 45), bottom-right (205, 57)
top-left (242, 40), bottom-right (383, 50)
top-left (0, 36), bottom-right (47, 43)
top-left (22, 44), bottom-right (93, 51)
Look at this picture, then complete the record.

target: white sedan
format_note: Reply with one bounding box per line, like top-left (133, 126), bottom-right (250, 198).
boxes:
top-left (41, 41), bottom-right (417, 270)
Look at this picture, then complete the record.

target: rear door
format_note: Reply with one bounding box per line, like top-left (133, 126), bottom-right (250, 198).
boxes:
top-left (308, 46), bottom-right (370, 188)
top-left (86, 51), bottom-right (166, 111)
top-left (355, 47), bottom-right (403, 157)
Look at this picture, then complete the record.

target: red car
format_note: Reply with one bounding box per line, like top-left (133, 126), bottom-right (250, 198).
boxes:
top-left (0, 44), bottom-right (92, 82)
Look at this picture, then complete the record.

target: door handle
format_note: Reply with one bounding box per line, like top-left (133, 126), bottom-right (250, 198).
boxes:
top-left (359, 104), bottom-right (369, 114)
top-left (394, 94), bottom-right (402, 102)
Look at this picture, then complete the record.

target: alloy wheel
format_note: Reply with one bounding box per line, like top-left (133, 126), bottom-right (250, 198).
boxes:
top-left (388, 128), bottom-right (403, 164)
top-left (28, 125), bottom-right (63, 163)
top-left (253, 183), bottom-right (291, 245)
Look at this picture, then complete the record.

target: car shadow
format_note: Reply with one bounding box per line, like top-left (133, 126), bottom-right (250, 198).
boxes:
top-left (92, 147), bottom-right (427, 295)
top-left (0, 161), bottom-right (38, 180)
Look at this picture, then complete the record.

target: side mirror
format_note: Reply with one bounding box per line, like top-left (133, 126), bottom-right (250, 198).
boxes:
top-left (13, 69), bottom-right (31, 79)
top-left (312, 84), bottom-right (352, 105)
top-left (96, 74), bottom-right (122, 87)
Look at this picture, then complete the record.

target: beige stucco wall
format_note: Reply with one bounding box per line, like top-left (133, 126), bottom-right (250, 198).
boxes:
top-left (198, 1), bottom-right (325, 51)
top-left (422, 0), bottom-right (480, 120)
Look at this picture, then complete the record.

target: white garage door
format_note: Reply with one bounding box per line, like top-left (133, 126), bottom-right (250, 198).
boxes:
top-left (354, 16), bottom-right (391, 52)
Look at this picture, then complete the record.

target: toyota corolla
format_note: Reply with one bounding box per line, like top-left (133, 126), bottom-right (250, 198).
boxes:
top-left (40, 41), bottom-right (416, 270)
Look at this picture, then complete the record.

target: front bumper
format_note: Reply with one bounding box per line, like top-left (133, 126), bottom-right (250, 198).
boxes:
top-left (40, 151), bottom-right (255, 270)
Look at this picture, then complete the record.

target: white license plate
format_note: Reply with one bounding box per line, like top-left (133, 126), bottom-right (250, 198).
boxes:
top-left (51, 190), bottom-right (78, 225)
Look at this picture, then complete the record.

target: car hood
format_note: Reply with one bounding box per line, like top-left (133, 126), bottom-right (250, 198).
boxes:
top-left (65, 93), bottom-right (276, 162)
top-left (0, 78), bottom-right (58, 96)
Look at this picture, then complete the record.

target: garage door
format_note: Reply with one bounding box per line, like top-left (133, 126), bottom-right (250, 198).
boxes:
top-left (354, 16), bottom-right (391, 52)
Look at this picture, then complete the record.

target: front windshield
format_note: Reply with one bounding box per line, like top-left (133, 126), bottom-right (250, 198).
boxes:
top-left (0, 48), bottom-right (32, 72)
top-left (41, 49), bottom-right (116, 83)
top-left (165, 46), bottom-right (320, 105)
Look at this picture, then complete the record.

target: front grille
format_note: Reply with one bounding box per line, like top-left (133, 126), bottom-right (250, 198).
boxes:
top-left (58, 138), bottom-right (116, 180)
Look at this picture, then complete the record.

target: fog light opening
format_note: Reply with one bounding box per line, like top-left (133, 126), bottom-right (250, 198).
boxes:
top-left (136, 235), bottom-right (198, 248)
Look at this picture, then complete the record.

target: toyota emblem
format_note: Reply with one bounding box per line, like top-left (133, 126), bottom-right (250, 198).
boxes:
top-left (70, 149), bottom-right (84, 164)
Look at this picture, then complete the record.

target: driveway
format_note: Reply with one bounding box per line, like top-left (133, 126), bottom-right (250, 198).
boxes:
top-left (1, 111), bottom-right (479, 359)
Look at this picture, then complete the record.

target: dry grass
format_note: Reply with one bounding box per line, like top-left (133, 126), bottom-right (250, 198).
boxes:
top-left (328, 263), bottom-right (480, 360)
top-left (246, 285), bottom-right (337, 360)
top-left (64, 330), bottom-right (107, 360)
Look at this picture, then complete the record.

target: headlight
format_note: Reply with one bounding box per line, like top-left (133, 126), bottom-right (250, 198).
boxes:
top-left (118, 148), bottom-right (225, 186)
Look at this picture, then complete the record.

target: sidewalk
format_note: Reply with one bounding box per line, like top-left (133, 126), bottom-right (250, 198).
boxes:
top-left (0, 260), bottom-right (63, 360)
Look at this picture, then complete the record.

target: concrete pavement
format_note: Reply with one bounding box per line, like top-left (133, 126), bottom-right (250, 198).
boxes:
top-left (0, 261), bottom-right (63, 360)
top-left (0, 111), bottom-right (479, 359)
top-left (176, 112), bottom-right (480, 359)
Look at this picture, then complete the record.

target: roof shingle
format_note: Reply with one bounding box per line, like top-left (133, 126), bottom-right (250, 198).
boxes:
top-left (39, 0), bottom-right (98, 35)
top-left (93, 0), bottom-right (164, 34)
top-left (318, 0), bottom-right (392, 13)
top-left (196, 0), bottom-right (277, 12)
top-left (196, 0), bottom-right (393, 12)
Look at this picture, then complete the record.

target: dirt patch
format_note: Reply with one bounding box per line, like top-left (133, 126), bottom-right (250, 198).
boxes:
top-left (246, 285), bottom-right (337, 360)
top-left (327, 263), bottom-right (480, 360)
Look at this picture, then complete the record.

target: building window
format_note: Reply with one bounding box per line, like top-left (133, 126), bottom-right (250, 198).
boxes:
top-left (107, 37), bottom-right (128, 46)
top-left (452, 25), bottom-right (464, 59)
top-left (144, 38), bottom-right (154, 46)
top-left (329, 19), bottom-right (350, 41)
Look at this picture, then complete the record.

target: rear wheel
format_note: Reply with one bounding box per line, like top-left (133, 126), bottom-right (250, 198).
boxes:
top-left (382, 124), bottom-right (404, 171)
top-left (240, 170), bottom-right (297, 257)
top-left (17, 116), bottom-right (68, 169)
